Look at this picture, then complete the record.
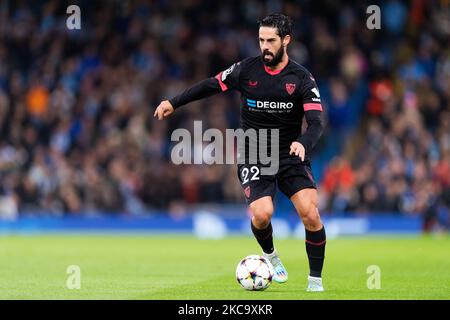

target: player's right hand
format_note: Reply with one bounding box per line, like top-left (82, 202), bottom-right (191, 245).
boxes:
top-left (154, 100), bottom-right (174, 120)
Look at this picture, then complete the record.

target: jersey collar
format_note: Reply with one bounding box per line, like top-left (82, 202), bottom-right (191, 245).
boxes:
top-left (263, 58), bottom-right (289, 75)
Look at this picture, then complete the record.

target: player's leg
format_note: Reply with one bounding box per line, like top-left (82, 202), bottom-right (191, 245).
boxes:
top-left (290, 188), bottom-right (326, 292)
top-left (237, 164), bottom-right (288, 283)
top-left (237, 164), bottom-right (276, 254)
top-left (248, 196), bottom-right (289, 283)
top-left (249, 196), bottom-right (275, 254)
top-left (277, 163), bottom-right (325, 291)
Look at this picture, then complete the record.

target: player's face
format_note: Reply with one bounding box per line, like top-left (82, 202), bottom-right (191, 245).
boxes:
top-left (258, 26), bottom-right (288, 67)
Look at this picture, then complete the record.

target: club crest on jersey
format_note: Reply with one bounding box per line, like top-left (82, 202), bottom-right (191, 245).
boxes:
top-left (285, 83), bottom-right (296, 95)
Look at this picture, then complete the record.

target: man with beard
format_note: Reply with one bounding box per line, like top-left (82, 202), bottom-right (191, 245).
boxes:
top-left (154, 13), bottom-right (326, 292)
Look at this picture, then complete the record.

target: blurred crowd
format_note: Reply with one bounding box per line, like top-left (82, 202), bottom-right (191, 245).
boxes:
top-left (0, 0), bottom-right (448, 225)
top-left (319, 0), bottom-right (450, 230)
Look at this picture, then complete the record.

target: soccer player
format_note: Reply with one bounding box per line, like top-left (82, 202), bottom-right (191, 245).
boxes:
top-left (154, 13), bottom-right (326, 292)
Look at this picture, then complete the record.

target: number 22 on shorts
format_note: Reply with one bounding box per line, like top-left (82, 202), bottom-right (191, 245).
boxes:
top-left (241, 166), bottom-right (260, 184)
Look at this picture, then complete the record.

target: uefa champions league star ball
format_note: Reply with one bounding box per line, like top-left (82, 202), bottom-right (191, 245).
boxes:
top-left (235, 255), bottom-right (274, 291)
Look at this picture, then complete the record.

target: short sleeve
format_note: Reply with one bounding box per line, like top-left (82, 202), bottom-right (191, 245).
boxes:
top-left (301, 73), bottom-right (323, 112)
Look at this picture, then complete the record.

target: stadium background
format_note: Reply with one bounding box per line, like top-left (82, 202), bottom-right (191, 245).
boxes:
top-left (0, 0), bottom-right (449, 234)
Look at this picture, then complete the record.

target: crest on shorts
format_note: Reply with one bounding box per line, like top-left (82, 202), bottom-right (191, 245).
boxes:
top-left (285, 83), bottom-right (296, 95)
top-left (244, 186), bottom-right (251, 198)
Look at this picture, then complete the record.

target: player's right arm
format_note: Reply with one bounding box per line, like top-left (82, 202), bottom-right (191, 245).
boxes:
top-left (154, 62), bottom-right (242, 120)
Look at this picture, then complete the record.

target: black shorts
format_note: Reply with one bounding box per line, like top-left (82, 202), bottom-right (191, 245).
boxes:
top-left (237, 160), bottom-right (317, 205)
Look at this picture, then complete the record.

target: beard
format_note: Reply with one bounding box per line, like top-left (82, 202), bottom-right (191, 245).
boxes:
top-left (261, 46), bottom-right (285, 67)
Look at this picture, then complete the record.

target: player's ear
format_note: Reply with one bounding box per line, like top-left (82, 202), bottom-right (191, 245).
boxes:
top-left (282, 35), bottom-right (291, 47)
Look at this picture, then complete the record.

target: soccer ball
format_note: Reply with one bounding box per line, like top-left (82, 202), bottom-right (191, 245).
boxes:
top-left (235, 255), bottom-right (274, 291)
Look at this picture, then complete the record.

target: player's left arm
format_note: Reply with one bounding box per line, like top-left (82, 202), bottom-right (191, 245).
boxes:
top-left (290, 74), bottom-right (324, 161)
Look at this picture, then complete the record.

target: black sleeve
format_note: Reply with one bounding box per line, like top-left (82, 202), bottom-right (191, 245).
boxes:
top-left (169, 61), bottom-right (243, 109)
top-left (169, 78), bottom-right (222, 109)
top-left (297, 110), bottom-right (324, 154)
top-left (297, 72), bottom-right (324, 153)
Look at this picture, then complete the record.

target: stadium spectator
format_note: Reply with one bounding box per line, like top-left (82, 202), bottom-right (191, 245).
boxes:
top-left (0, 0), bottom-right (447, 229)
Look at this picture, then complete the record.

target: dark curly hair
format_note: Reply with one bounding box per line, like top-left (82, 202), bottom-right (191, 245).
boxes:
top-left (258, 13), bottom-right (293, 38)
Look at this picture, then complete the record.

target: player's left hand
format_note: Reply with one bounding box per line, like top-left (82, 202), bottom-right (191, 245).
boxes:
top-left (289, 142), bottom-right (305, 161)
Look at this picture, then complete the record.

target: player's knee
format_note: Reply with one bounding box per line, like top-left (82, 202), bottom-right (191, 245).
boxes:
top-left (301, 204), bottom-right (322, 230)
top-left (250, 202), bottom-right (273, 228)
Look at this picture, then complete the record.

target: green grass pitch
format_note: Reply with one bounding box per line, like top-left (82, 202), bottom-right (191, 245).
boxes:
top-left (0, 234), bottom-right (448, 299)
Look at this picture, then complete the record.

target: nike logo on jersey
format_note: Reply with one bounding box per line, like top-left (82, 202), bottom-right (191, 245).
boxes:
top-left (248, 80), bottom-right (258, 87)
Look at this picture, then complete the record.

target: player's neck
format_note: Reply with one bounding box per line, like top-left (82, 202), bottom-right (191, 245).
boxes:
top-left (264, 54), bottom-right (289, 73)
